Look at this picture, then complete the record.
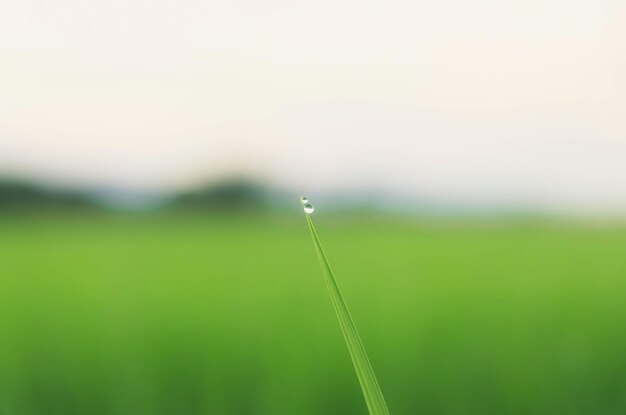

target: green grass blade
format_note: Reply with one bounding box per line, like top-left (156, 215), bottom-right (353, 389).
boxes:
top-left (304, 211), bottom-right (391, 415)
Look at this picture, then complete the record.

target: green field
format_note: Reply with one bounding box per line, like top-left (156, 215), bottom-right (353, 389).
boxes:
top-left (1, 213), bottom-right (625, 414)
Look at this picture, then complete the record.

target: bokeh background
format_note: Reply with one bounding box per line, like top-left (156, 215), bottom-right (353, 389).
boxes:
top-left (1, 1), bottom-right (626, 414)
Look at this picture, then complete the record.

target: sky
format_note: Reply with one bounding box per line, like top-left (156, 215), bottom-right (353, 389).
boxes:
top-left (1, 0), bottom-right (625, 212)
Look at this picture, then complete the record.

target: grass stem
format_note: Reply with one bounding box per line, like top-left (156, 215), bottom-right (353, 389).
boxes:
top-left (304, 210), bottom-right (390, 415)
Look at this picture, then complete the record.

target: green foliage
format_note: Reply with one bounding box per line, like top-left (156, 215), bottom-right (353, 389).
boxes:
top-left (305, 213), bottom-right (390, 415)
top-left (171, 179), bottom-right (269, 211)
top-left (1, 214), bottom-right (626, 414)
top-left (0, 179), bottom-right (95, 210)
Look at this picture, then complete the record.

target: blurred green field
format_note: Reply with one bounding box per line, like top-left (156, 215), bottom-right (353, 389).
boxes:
top-left (1, 212), bottom-right (625, 415)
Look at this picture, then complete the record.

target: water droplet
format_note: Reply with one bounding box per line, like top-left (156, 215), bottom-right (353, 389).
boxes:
top-left (303, 203), bottom-right (315, 214)
top-left (300, 196), bottom-right (309, 204)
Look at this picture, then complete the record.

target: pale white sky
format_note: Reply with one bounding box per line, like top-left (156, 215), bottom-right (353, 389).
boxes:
top-left (1, 0), bottom-right (625, 212)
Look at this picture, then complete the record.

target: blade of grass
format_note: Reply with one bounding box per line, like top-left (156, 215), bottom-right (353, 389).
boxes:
top-left (304, 209), bottom-right (390, 415)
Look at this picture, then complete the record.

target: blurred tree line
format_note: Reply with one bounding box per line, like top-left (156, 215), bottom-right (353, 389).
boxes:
top-left (0, 178), bottom-right (271, 212)
top-left (0, 179), bottom-right (96, 211)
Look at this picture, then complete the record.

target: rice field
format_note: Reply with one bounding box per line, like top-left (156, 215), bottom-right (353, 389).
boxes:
top-left (1, 212), bottom-right (625, 414)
